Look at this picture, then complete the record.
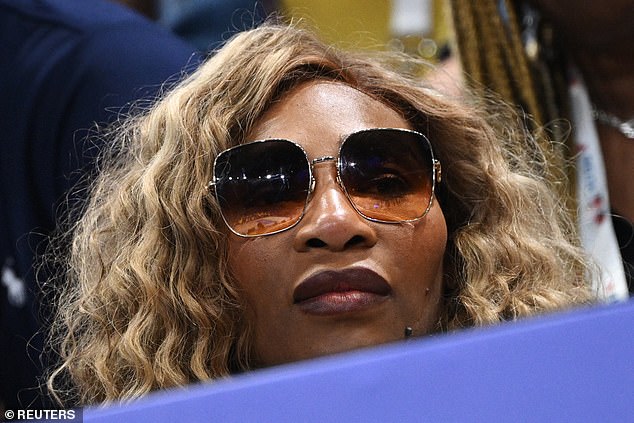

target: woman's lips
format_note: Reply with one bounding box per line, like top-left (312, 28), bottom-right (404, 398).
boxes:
top-left (293, 268), bottom-right (391, 315)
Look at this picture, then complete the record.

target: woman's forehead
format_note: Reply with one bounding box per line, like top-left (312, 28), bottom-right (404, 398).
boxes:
top-left (245, 81), bottom-right (412, 158)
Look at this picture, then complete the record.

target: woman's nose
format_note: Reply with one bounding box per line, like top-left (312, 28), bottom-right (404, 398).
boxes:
top-left (293, 167), bottom-right (378, 252)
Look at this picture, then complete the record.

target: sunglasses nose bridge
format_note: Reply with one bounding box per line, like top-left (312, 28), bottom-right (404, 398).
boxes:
top-left (309, 156), bottom-right (339, 191)
top-left (306, 155), bottom-right (349, 206)
top-left (310, 155), bottom-right (336, 166)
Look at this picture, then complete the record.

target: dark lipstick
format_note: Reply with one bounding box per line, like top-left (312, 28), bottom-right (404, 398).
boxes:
top-left (293, 268), bottom-right (391, 315)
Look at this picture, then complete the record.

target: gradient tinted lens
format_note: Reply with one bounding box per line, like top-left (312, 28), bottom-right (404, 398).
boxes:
top-left (339, 129), bottom-right (434, 221)
top-left (213, 140), bottom-right (310, 236)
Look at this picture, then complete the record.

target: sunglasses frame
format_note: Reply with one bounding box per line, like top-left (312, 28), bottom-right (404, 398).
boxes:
top-left (209, 128), bottom-right (442, 238)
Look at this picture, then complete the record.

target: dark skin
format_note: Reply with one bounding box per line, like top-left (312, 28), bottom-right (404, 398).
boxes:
top-left (530, 0), bottom-right (634, 221)
top-left (227, 81), bottom-right (447, 366)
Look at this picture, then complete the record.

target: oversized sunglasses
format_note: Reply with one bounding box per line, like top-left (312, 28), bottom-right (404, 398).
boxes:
top-left (209, 127), bottom-right (442, 237)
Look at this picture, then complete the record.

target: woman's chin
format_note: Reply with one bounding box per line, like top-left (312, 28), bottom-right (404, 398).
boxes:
top-left (257, 327), bottom-right (407, 368)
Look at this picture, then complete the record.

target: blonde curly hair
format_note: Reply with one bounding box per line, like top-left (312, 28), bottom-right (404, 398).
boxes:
top-left (46, 21), bottom-right (594, 406)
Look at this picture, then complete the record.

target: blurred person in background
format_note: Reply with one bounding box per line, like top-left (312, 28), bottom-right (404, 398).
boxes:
top-left (0, 0), bottom-right (200, 410)
top-left (449, 0), bottom-right (633, 300)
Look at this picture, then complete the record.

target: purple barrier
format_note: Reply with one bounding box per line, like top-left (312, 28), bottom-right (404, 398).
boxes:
top-left (85, 300), bottom-right (634, 422)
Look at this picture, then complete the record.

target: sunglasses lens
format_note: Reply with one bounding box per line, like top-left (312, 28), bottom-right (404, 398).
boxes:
top-left (213, 140), bottom-right (310, 236)
top-left (339, 129), bottom-right (434, 221)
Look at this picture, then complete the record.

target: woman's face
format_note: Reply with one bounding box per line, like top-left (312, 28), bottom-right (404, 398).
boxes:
top-left (227, 81), bottom-right (447, 367)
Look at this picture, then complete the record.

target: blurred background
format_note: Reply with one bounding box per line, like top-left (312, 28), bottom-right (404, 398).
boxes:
top-left (119, 0), bottom-right (454, 61)
top-left (281, 0), bottom-right (452, 60)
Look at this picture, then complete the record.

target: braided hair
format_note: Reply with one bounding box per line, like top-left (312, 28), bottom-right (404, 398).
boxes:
top-left (449, 0), bottom-right (575, 214)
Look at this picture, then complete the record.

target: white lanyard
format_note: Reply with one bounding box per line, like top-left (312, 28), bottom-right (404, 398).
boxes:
top-left (569, 68), bottom-right (629, 301)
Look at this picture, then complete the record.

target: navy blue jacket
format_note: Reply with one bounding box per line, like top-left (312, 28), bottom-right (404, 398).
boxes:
top-left (0, 0), bottom-right (198, 408)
